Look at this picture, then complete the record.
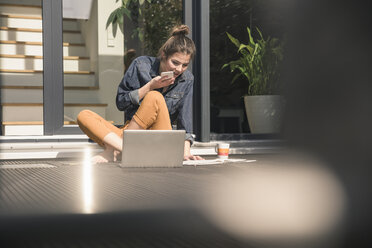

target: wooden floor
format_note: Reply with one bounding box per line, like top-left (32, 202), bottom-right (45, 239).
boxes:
top-left (0, 153), bottom-right (350, 247)
top-left (0, 154), bottom-right (266, 247)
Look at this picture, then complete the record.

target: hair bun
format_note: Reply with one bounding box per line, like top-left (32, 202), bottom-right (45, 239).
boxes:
top-left (171, 25), bottom-right (190, 37)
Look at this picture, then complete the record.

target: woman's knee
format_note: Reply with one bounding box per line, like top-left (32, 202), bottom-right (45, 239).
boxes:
top-left (143, 90), bottom-right (164, 103)
top-left (77, 109), bottom-right (94, 125)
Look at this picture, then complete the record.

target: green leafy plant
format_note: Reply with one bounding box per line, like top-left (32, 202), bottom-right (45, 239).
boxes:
top-left (106, 0), bottom-right (150, 39)
top-left (142, 0), bottom-right (182, 56)
top-left (222, 27), bottom-right (284, 95)
top-left (106, 0), bottom-right (182, 56)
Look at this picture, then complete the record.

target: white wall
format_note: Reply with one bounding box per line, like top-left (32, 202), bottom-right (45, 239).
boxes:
top-left (97, 0), bottom-right (125, 125)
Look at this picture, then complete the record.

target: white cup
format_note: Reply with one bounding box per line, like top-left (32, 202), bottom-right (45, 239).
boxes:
top-left (215, 143), bottom-right (230, 159)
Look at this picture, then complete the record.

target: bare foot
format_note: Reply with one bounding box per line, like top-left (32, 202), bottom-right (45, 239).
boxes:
top-left (91, 147), bottom-right (115, 164)
top-left (113, 150), bottom-right (122, 162)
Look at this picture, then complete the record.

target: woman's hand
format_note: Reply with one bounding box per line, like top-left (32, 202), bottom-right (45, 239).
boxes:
top-left (149, 75), bottom-right (175, 90)
top-left (139, 75), bottom-right (175, 100)
top-left (184, 154), bottom-right (204, 161)
top-left (183, 140), bottom-right (204, 161)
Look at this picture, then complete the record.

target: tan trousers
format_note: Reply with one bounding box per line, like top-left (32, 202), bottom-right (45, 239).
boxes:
top-left (77, 91), bottom-right (172, 147)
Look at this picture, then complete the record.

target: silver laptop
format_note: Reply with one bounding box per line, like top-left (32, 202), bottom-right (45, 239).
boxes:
top-left (120, 130), bottom-right (185, 167)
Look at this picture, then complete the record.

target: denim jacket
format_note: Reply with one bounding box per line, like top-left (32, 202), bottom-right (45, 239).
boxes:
top-left (116, 56), bottom-right (194, 144)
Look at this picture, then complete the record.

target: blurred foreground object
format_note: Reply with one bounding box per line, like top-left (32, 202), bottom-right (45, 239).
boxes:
top-left (202, 152), bottom-right (346, 248)
top-left (281, 0), bottom-right (372, 246)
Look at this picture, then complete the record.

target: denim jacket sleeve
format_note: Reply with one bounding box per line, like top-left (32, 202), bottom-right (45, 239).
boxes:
top-left (176, 75), bottom-right (194, 144)
top-left (116, 57), bottom-right (154, 113)
top-left (116, 59), bottom-right (140, 112)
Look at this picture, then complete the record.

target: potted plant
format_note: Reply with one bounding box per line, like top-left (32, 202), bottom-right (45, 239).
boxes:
top-left (222, 27), bottom-right (284, 134)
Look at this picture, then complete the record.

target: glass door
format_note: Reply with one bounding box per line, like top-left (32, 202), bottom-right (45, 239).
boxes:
top-left (40, 0), bottom-right (124, 135)
top-left (1, 0), bottom-right (184, 136)
top-left (0, 0), bottom-right (44, 136)
top-left (1, 0), bottom-right (208, 140)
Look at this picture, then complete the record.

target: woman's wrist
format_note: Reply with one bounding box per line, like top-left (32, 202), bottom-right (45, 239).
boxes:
top-left (147, 79), bottom-right (154, 91)
top-left (138, 83), bottom-right (151, 100)
top-left (184, 140), bottom-right (191, 156)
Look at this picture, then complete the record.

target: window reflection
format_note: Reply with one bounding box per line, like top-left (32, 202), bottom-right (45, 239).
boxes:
top-left (210, 0), bottom-right (285, 134)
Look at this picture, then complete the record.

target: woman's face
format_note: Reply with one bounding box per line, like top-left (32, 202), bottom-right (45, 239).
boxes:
top-left (161, 52), bottom-right (191, 78)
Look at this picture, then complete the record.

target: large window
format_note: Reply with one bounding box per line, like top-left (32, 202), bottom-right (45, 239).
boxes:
top-left (210, 0), bottom-right (285, 134)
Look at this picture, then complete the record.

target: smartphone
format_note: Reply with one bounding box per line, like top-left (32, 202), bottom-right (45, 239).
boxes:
top-left (161, 71), bottom-right (174, 79)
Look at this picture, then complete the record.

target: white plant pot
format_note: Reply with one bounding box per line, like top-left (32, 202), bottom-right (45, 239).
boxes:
top-left (244, 95), bottom-right (284, 134)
